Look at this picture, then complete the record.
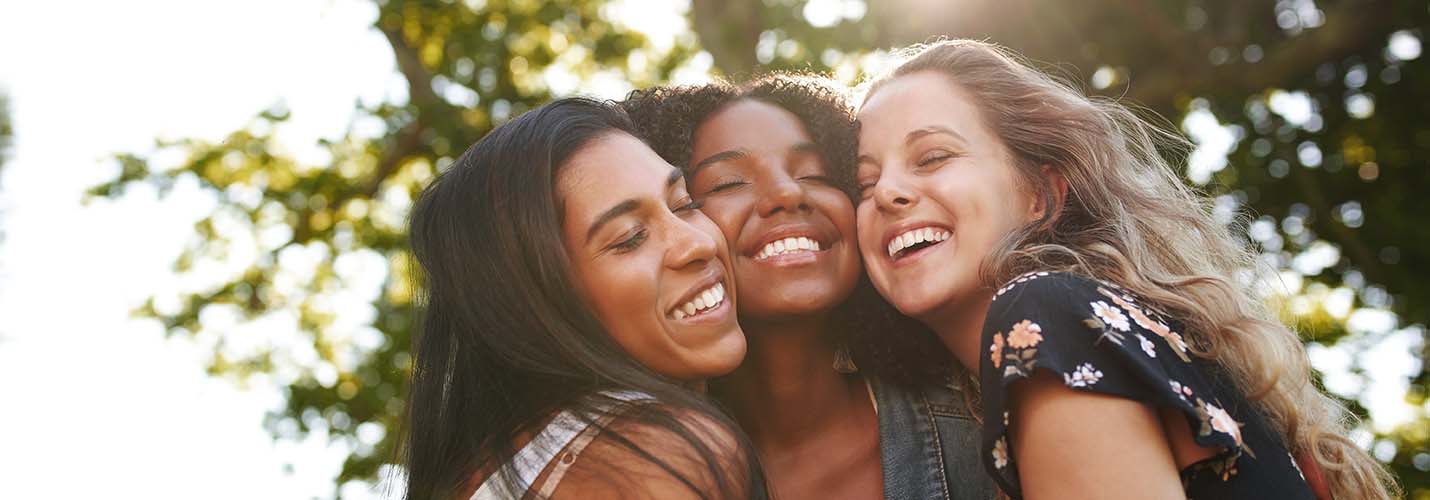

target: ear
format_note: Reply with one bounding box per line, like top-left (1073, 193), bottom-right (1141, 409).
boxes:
top-left (1028, 165), bottom-right (1069, 224)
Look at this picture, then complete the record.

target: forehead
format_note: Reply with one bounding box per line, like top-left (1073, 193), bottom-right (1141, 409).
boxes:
top-left (557, 132), bottom-right (674, 215)
top-left (858, 71), bottom-right (988, 145)
top-left (693, 99), bottom-right (812, 156)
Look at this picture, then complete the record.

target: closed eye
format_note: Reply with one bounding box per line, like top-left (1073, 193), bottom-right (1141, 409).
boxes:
top-left (609, 228), bottom-right (648, 253)
top-left (798, 175), bottom-right (835, 185)
top-left (706, 180), bottom-right (747, 194)
top-left (917, 151), bottom-right (958, 167)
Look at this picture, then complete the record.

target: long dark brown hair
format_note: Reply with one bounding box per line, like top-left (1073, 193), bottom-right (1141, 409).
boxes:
top-left (400, 97), bottom-right (760, 499)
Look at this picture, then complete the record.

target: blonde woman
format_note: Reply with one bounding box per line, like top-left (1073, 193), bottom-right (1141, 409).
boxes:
top-left (851, 39), bottom-right (1395, 499)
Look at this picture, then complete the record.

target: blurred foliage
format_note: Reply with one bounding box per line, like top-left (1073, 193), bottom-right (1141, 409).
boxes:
top-left (1, 90), bottom-right (11, 244)
top-left (0, 91), bottom-right (11, 170)
top-left (89, 0), bottom-right (1429, 496)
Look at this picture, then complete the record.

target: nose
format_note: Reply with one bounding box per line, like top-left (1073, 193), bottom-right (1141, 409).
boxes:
top-left (872, 173), bottom-right (917, 213)
top-left (664, 215), bottom-right (721, 271)
top-left (754, 171), bottom-right (810, 217)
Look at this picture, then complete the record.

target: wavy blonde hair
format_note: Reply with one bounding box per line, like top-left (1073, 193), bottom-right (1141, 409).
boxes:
top-left (861, 39), bottom-right (1396, 498)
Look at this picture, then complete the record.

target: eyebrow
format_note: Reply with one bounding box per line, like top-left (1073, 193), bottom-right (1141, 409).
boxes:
top-left (690, 149), bottom-right (747, 178)
top-left (584, 168), bottom-right (685, 242)
top-left (691, 142), bottom-right (821, 174)
top-left (791, 142), bottom-right (820, 155)
top-left (906, 125), bottom-right (967, 146)
top-left (854, 124), bottom-right (965, 166)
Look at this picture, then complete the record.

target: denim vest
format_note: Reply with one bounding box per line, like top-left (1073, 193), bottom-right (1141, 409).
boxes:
top-left (870, 376), bottom-right (995, 500)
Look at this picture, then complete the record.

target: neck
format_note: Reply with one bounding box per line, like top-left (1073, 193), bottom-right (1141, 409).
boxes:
top-left (922, 292), bottom-right (994, 370)
top-left (716, 314), bottom-right (869, 448)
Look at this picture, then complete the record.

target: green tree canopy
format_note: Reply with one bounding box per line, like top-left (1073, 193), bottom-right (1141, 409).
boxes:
top-left (1, 90), bottom-right (12, 244)
top-left (91, 0), bottom-right (1429, 496)
top-left (1, 91), bottom-right (11, 175)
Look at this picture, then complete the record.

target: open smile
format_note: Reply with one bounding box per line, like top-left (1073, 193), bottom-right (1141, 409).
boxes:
top-left (745, 222), bottom-right (836, 268)
top-left (668, 280), bottom-right (729, 321)
top-left (753, 235), bottom-right (824, 261)
top-left (885, 225), bottom-right (951, 263)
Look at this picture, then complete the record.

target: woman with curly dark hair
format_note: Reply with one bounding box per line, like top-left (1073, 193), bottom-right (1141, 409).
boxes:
top-left (623, 75), bottom-right (994, 499)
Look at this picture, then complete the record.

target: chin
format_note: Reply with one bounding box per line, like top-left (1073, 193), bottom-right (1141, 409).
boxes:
top-left (762, 298), bottom-right (839, 318)
top-left (887, 283), bottom-right (958, 322)
top-left (698, 335), bottom-right (748, 377)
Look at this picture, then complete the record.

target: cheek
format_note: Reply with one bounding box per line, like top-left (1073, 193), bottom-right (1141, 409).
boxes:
top-left (697, 195), bottom-right (745, 232)
top-left (854, 208), bottom-right (897, 295)
top-left (820, 196), bottom-right (858, 240)
top-left (689, 212), bottom-right (730, 255)
top-left (854, 205), bottom-right (881, 258)
top-left (583, 260), bottom-right (661, 332)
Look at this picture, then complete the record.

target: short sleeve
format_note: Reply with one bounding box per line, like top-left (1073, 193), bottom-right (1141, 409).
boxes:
top-left (978, 272), bottom-right (1248, 498)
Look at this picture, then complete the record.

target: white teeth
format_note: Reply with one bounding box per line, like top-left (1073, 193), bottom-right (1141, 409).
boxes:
top-left (672, 282), bottom-right (726, 320)
top-left (755, 236), bottom-right (822, 260)
top-left (887, 226), bottom-right (951, 258)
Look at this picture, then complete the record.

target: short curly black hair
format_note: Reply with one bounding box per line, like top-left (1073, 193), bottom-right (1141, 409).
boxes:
top-left (620, 74), bottom-right (954, 388)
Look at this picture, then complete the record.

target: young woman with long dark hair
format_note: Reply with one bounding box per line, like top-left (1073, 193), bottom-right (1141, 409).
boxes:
top-left (401, 97), bottom-right (761, 499)
top-left (623, 75), bottom-right (994, 499)
top-left (853, 39), bottom-right (1395, 499)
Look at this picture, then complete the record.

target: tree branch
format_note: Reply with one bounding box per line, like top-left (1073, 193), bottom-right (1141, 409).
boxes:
top-left (381, 26), bottom-right (439, 108)
top-left (1126, 0), bottom-right (1393, 109)
top-left (366, 26), bottom-right (451, 198)
top-left (690, 0), bottom-right (763, 78)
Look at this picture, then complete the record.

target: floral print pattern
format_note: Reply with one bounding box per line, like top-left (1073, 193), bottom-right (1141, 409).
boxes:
top-left (980, 272), bottom-right (1310, 499)
top-left (1202, 400), bottom-right (1245, 448)
top-left (1137, 333), bottom-right (1157, 358)
top-left (992, 437), bottom-right (1010, 469)
top-left (989, 332), bottom-right (1006, 368)
top-left (994, 320), bottom-right (1044, 377)
top-left (995, 271), bottom-right (1051, 297)
top-left (1170, 380), bottom-right (1194, 403)
top-left (1096, 286), bottom-right (1193, 362)
top-left (1006, 320), bottom-right (1043, 348)
top-left (1063, 363), bottom-right (1104, 387)
top-left (1091, 301), bottom-right (1131, 331)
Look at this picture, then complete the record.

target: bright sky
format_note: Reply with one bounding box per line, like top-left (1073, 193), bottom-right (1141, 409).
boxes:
top-left (0, 1), bottom-right (1421, 498)
top-left (0, 1), bottom-right (395, 498)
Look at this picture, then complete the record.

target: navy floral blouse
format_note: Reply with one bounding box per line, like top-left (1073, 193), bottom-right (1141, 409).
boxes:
top-left (979, 271), bottom-right (1315, 499)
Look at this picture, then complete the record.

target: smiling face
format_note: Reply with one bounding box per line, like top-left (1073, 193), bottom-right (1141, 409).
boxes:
top-left (685, 99), bottom-right (861, 323)
top-left (855, 71), bottom-right (1038, 323)
top-left (558, 132), bottom-right (746, 382)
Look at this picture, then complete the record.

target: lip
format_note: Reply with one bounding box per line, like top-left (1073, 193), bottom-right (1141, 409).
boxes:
top-left (666, 270), bottom-right (728, 319)
top-left (743, 223), bottom-right (835, 259)
top-left (880, 220), bottom-right (953, 265)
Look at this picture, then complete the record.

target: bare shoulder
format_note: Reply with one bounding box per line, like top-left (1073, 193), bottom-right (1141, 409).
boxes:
top-left (1007, 372), bottom-right (1186, 500)
top-left (549, 406), bottom-right (752, 500)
